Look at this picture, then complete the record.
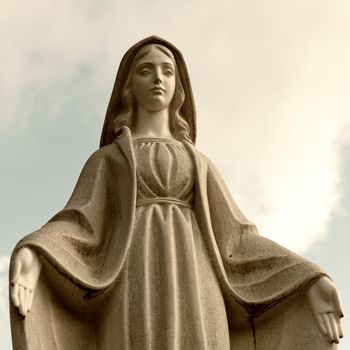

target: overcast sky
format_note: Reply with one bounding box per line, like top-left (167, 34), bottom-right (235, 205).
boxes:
top-left (1, 0), bottom-right (350, 348)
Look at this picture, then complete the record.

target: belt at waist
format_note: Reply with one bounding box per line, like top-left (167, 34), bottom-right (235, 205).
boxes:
top-left (136, 197), bottom-right (193, 209)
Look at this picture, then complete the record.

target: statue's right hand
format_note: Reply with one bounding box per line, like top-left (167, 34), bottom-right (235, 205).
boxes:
top-left (10, 247), bottom-right (42, 317)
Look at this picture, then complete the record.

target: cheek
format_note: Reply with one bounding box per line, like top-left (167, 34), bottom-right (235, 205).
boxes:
top-left (132, 77), bottom-right (142, 91)
top-left (132, 77), bottom-right (147, 101)
top-left (166, 78), bottom-right (176, 98)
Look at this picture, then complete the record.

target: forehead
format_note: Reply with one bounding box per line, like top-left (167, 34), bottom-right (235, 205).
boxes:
top-left (134, 45), bottom-right (175, 67)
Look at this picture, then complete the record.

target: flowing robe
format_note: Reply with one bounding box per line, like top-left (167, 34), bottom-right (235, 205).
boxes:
top-left (10, 127), bottom-right (333, 349)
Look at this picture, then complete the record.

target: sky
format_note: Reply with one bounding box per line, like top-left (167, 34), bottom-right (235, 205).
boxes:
top-left (1, 0), bottom-right (350, 348)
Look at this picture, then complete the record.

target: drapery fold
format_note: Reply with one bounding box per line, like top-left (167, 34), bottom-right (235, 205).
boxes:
top-left (10, 127), bottom-right (326, 349)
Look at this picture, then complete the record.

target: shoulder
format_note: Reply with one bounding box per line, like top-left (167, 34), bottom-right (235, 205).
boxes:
top-left (184, 143), bottom-right (222, 178)
top-left (94, 142), bottom-right (120, 159)
top-left (192, 146), bottom-right (218, 171)
top-left (83, 142), bottom-right (123, 171)
top-left (193, 148), bottom-right (224, 181)
top-left (184, 142), bottom-right (211, 165)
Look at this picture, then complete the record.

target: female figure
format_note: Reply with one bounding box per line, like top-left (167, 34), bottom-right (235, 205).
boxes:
top-left (10, 36), bottom-right (343, 349)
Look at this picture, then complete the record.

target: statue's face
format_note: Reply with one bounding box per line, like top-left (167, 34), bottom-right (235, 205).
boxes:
top-left (132, 45), bottom-right (176, 112)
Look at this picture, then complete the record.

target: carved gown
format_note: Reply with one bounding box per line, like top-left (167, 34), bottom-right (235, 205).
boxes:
top-left (112, 138), bottom-right (230, 349)
top-left (10, 131), bottom-right (330, 350)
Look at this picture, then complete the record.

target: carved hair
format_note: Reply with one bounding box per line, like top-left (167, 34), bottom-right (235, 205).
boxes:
top-left (112, 44), bottom-right (192, 143)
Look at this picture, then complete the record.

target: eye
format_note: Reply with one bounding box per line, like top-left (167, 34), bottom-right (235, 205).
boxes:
top-left (164, 69), bottom-right (174, 77)
top-left (139, 69), bottom-right (151, 77)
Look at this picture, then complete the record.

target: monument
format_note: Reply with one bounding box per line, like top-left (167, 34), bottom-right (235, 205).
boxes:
top-left (9, 36), bottom-right (343, 349)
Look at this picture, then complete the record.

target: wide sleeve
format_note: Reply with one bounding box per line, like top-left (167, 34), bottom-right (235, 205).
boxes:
top-left (206, 159), bottom-right (327, 312)
top-left (11, 146), bottom-right (121, 291)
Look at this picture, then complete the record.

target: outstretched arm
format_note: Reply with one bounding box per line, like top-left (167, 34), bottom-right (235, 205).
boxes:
top-left (10, 247), bottom-right (42, 317)
top-left (307, 276), bottom-right (344, 344)
top-left (206, 156), bottom-right (344, 344)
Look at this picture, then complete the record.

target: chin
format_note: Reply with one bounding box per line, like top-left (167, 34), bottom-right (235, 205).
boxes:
top-left (146, 101), bottom-right (169, 112)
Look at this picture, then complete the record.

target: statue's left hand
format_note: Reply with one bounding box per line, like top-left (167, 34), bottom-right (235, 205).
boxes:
top-left (307, 276), bottom-right (344, 344)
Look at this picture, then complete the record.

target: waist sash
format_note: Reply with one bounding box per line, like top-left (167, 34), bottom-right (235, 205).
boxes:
top-left (136, 197), bottom-right (193, 209)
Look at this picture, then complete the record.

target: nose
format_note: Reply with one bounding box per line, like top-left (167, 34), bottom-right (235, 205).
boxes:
top-left (154, 68), bottom-right (162, 84)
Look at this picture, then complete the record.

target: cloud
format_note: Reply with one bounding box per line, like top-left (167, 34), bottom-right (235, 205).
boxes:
top-left (1, 0), bottom-right (350, 262)
top-left (193, 1), bottom-right (350, 252)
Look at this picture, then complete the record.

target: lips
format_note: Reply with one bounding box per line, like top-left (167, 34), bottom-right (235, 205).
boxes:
top-left (151, 87), bottom-right (165, 93)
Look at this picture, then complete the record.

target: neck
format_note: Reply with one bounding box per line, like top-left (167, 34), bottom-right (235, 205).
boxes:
top-left (133, 107), bottom-right (173, 139)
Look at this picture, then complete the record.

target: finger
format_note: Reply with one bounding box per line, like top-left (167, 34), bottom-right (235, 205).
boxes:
top-left (19, 286), bottom-right (25, 316)
top-left (28, 290), bottom-right (34, 313)
top-left (24, 289), bottom-right (30, 316)
top-left (317, 314), bottom-right (327, 335)
top-left (336, 317), bottom-right (344, 339)
top-left (328, 313), bottom-right (339, 344)
top-left (11, 283), bottom-right (20, 307)
top-left (22, 288), bottom-right (27, 317)
top-left (322, 313), bottom-right (334, 343)
top-left (332, 289), bottom-right (344, 318)
top-left (10, 260), bottom-right (22, 285)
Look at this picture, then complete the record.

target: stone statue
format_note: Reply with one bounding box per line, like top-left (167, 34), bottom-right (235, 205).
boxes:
top-left (9, 36), bottom-right (343, 349)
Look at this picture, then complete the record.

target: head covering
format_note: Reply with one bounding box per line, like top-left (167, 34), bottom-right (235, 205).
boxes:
top-left (99, 36), bottom-right (197, 147)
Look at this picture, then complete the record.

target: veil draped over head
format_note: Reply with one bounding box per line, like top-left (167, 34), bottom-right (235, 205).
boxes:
top-left (100, 35), bottom-right (197, 147)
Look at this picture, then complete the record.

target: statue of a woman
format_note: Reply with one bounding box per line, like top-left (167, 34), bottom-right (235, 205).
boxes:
top-left (10, 36), bottom-right (343, 350)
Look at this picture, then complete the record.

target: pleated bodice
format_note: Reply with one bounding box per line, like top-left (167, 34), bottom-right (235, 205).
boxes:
top-left (134, 137), bottom-right (194, 205)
